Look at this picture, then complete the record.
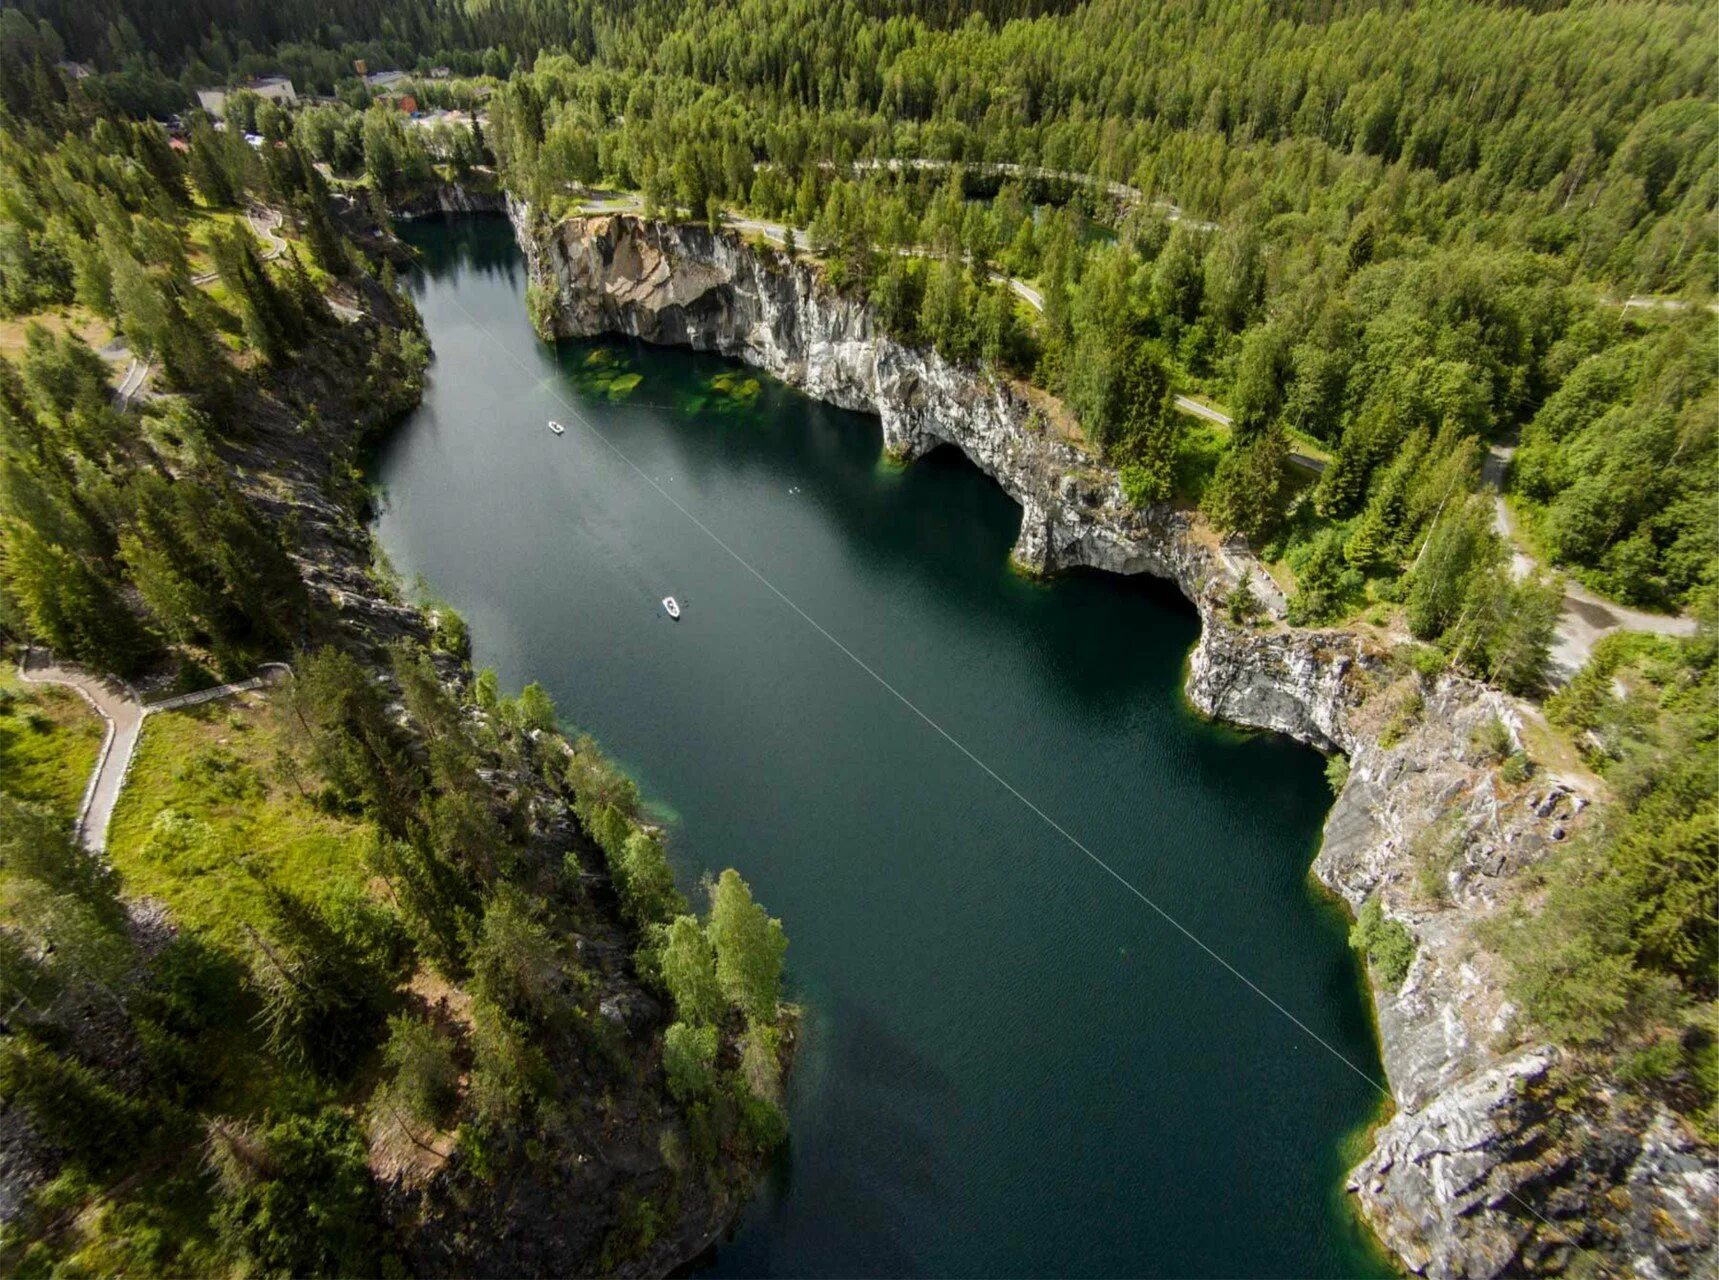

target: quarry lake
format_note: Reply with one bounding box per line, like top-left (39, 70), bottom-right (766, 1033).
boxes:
top-left (371, 216), bottom-right (1391, 1277)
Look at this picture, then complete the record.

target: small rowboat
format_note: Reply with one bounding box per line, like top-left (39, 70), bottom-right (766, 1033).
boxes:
top-left (662, 596), bottom-right (681, 620)
top-left (548, 420), bottom-right (565, 435)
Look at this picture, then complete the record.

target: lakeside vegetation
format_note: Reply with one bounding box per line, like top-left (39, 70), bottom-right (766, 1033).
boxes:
top-left (3, 647), bottom-right (793, 1273)
top-left (0, 42), bottom-right (793, 1273)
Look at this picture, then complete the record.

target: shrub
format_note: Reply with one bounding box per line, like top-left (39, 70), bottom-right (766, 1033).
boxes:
top-left (736, 1090), bottom-right (788, 1153)
top-left (1616, 1035), bottom-right (1682, 1088)
top-left (740, 1020), bottom-right (782, 1102)
top-left (380, 1015), bottom-right (460, 1125)
top-left (1401, 643), bottom-right (1448, 681)
top-left (1470, 714), bottom-right (1513, 763)
top-left (1349, 898), bottom-right (1417, 990)
top-left (1380, 687), bottom-right (1424, 748)
top-left (1225, 577), bottom-right (1262, 625)
top-left (432, 607), bottom-right (469, 658)
top-left (662, 1021), bottom-right (718, 1101)
top-left (1324, 754), bottom-right (1350, 796)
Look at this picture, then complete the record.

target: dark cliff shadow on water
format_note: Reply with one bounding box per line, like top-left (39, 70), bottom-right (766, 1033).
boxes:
top-left (403, 214), bottom-right (525, 289)
top-left (694, 1000), bottom-right (958, 1278)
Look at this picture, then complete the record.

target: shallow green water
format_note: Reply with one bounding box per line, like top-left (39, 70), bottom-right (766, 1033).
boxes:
top-left (374, 217), bottom-right (1391, 1278)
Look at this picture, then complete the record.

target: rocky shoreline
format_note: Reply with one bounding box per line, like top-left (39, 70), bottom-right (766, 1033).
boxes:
top-left (508, 204), bottom-right (1716, 1278)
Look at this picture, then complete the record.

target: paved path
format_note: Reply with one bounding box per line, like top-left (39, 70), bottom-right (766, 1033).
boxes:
top-left (851, 157), bottom-right (1220, 230)
top-left (1160, 395), bottom-right (1329, 473)
top-left (247, 205), bottom-right (287, 259)
top-left (16, 651), bottom-right (290, 854)
top-left (1617, 295), bottom-right (1719, 315)
top-left (191, 204), bottom-right (288, 286)
top-left (1480, 442), bottom-right (1696, 678)
top-left (97, 337), bottom-right (154, 408)
top-left (114, 354), bottom-right (152, 407)
top-left (18, 651), bottom-right (144, 854)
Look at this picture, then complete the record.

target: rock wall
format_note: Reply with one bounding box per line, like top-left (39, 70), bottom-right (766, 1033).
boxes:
top-left (512, 206), bottom-right (1716, 1279)
top-left (393, 181), bottom-right (507, 221)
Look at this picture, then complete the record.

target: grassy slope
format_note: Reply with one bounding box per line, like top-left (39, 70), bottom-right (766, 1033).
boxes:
top-left (106, 691), bottom-right (375, 946)
top-left (0, 663), bottom-right (105, 819)
top-left (50, 693), bottom-right (386, 1274)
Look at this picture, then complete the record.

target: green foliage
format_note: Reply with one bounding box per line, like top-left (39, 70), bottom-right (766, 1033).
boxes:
top-left (210, 1109), bottom-right (380, 1277)
top-left (379, 1013), bottom-right (460, 1125)
top-left (0, 1039), bottom-right (156, 1174)
top-left (1406, 500), bottom-right (1497, 641)
top-left (1489, 630), bottom-right (1715, 1086)
top-left (1086, 338), bottom-right (1176, 491)
top-left (1513, 317), bottom-right (1715, 607)
top-left (1379, 686), bottom-right (1424, 749)
top-left (249, 882), bottom-right (397, 1078)
top-left (1469, 715), bottom-right (1513, 764)
top-left (1203, 428), bottom-right (1288, 542)
top-left (0, 791), bottom-right (119, 920)
top-left (279, 646), bottom-right (420, 835)
top-left (11, 0), bottom-right (1719, 1253)
top-left (708, 868), bottom-right (787, 1023)
top-left (1286, 529), bottom-right (1363, 626)
top-left (564, 733), bottom-right (641, 821)
top-left (468, 998), bottom-right (554, 1130)
top-left (1401, 499), bottom-right (1560, 692)
top-left (662, 1020), bottom-right (718, 1101)
top-left (1348, 898), bottom-right (1416, 990)
top-left (657, 914), bottom-right (724, 1025)
top-left (1400, 644), bottom-right (1448, 682)
top-left (739, 1018), bottom-right (782, 1102)
top-left (470, 886), bottom-right (569, 1024)
top-left (1445, 569), bottom-right (1563, 695)
top-left (1323, 754), bottom-right (1349, 797)
top-left (514, 680), bottom-right (557, 733)
top-left (460, 10), bottom-right (1716, 616)
top-left (616, 828), bottom-right (684, 929)
top-left (1224, 577), bottom-right (1261, 626)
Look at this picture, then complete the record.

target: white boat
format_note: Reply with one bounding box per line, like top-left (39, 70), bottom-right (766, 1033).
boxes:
top-left (548, 420), bottom-right (565, 435)
top-left (662, 596), bottom-right (681, 620)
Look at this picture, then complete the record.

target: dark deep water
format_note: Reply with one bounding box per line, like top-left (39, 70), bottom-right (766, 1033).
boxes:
top-left (373, 217), bottom-right (1392, 1278)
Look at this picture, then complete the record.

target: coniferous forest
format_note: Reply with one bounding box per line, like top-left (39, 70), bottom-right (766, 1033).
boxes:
top-left (0, 0), bottom-right (1713, 1275)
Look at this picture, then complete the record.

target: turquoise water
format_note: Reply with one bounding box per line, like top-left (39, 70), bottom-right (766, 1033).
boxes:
top-left (373, 218), bottom-right (1390, 1278)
